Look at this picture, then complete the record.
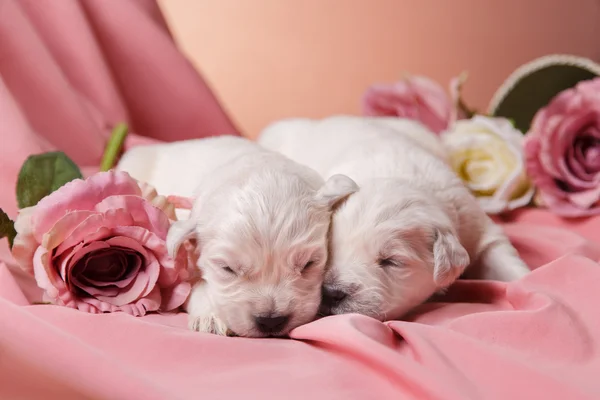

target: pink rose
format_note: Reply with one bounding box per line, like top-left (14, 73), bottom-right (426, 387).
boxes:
top-left (524, 78), bottom-right (600, 217)
top-left (361, 75), bottom-right (453, 134)
top-left (11, 170), bottom-right (191, 316)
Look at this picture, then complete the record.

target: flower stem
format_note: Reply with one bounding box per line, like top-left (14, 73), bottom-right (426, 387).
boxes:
top-left (458, 98), bottom-right (477, 118)
top-left (100, 123), bottom-right (129, 171)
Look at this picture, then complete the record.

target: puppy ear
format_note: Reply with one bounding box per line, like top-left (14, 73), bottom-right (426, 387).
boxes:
top-left (315, 174), bottom-right (359, 209)
top-left (166, 219), bottom-right (196, 259)
top-left (432, 229), bottom-right (470, 288)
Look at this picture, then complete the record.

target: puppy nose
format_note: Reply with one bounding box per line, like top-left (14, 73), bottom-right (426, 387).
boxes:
top-left (254, 315), bottom-right (290, 334)
top-left (321, 287), bottom-right (348, 308)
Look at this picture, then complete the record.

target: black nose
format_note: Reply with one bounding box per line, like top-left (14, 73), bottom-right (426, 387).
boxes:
top-left (321, 286), bottom-right (348, 308)
top-left (254, 315), bottom-right (290, 334)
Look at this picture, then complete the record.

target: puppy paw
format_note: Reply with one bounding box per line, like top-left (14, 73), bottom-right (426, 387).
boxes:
top-left (188, 313), bottom-right (230, 336)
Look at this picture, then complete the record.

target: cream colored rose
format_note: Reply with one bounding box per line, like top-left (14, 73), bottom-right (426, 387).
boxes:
top-left (441, 116), bottom-right (534, 214)
top-left (137, 181), bottom-right (177, 220)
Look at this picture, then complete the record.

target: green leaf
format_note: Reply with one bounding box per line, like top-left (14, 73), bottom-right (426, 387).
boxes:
top-left (16, 151), bottom-right (83, 209)
top-left (100, 123), bottom-right (129, 171)
top-left (0, 209), bottom-right (16, 249)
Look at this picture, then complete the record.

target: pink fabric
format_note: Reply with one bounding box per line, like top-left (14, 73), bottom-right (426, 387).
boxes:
top-left (0, 0), bottom-right (238, 218)
top-left (1, 1), bottom-right (600, 398)
top-left (1, 212), bottom-right (600, 399)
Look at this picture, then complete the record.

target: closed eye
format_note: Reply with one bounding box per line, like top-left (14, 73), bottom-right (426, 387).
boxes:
top-left (222, 266), bottom-right (236, 275)
top-left (378, 258), bottom-right (402, 268)
top-left (301, 260), bottom-right (315, 273)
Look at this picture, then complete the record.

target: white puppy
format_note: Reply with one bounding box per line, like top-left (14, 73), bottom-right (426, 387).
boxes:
top-left (117, 136), bottom-right (357, 337)
top-left (258, 116), bottom-right (529, 321)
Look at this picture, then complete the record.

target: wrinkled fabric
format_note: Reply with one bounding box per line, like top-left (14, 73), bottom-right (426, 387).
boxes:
top-left (1, 211), bottom-right (600, 399)
top-left (0, 0), bottom-right (238, 217)
top-left (1, 1), bottom-right (599, 399)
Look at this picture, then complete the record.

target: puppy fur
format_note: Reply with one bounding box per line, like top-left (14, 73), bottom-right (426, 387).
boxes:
top-left (258, 116), bottom-right (530, 321)
top-left (117, 136), bottom-right (358, 336)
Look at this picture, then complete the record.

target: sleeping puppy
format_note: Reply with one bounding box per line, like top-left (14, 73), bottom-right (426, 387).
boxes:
top-left (258, 116), bottom-right (529, 321)
top-left (117, 136), bottom-right (357, 337)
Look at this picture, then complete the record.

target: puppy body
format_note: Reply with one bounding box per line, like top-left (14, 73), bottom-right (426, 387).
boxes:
top-left (117, 136), bottom-right (357, 336)
top-left (258, 116), bottom-right (529, 320)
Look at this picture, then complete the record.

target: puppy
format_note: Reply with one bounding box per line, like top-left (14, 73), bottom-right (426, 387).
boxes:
top-left (258, 116), bottom-right (529, 321)
top-left (117, 136), bottom-right (358, 337)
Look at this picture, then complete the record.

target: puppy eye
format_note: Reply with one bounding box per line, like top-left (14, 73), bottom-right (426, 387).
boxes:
top-left (301, 260), bottom-right (315, 273)
top-left (378, 258), bottom-right (401, 268)
top-left (222, 266), bottom-right (236, 275)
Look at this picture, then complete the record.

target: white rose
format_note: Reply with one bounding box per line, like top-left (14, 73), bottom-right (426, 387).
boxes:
top-left (441, 115), bottom-right (534, 214)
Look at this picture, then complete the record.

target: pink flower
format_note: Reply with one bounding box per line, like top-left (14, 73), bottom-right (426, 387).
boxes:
top-left (361, 75), bottom-right (452, 134)
top-left (524, 78), bottom-right (600, 217)
top-left (11, 170), bottom-right (191, 316)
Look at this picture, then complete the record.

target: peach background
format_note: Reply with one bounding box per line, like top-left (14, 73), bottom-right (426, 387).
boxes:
top-left (158, 0), bottom-right (600, 138)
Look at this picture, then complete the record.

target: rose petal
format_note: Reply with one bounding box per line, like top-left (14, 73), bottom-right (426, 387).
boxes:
top-left (53, 209), bottom-right (134, 257)
top-left (79, 250), bottom-right (141, 288)
top-left (137, 181), bottom-right (177, 220)
top-left (525, 150), bottom-right (570, 202)
top-left (76, 285), bottom-right (162, 316)
top-left (567, 141), bottom-right (594, 182)
top-left (536, 114), bottom-right (567, 178)
top-left (31, 170), bottom-right (141, 242)
top-left (568, 187), bottom-right (600, 209)
top-left (56, 237), bottom-right (149, 304)
top-left (70, 249), bottom-right (142, 298)
top-left (41, 211), bottom-right (98, 251)
top-left (361, 76), bottom-right (451, 134)
top-left (577, 128), bottom-right (600, 173)
top-left (61, 241), bottom-right (111, 293)
top-left (110, 226), bottom-right (182, 287)
top-left (505, 185), bottom-right (536, 210)
top-left (32, 246), bottom-right (64, 300)
top-left (409, 76), bottom-right (451, 133)
top-left (64, 235), bottom-right (159, 307)
top-left (167, 195), bottom-right (194, 210)
top-left (160, 280), bottom-right (191, 311)
top-left (79, 250), bottom-right (130, 283)
top-left (93, 252), bottom-right (158, 307)
top-left (11, 207), bottom-right (39, 274)
top-left (538, 191), bottom-right (600, 217)
top-left (584, 147), bottom-right (600, 172)
top-left (98, 257), bottom-right (158, 306)
top-left (95, 195), bottom-right (171, 240)
top-left (554, 112), bottom-right (598, 189)
top-left (364, 87), bottom-right (415, 118)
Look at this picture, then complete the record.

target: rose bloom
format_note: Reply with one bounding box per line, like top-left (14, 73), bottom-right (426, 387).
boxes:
top-left (361, 75), bottom-right (452, 134)
top-left (524, 78), bottom-right (600, 217)
top-left (11, 170), bottom-right (191, 316)
top-left (442, 116), bottom-right (535, 214)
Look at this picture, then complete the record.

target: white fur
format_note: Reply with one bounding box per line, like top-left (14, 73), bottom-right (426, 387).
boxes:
top-left (258, 116), bottom-right (530, 321)
top-left (117, 136), bottom-right (358, 336)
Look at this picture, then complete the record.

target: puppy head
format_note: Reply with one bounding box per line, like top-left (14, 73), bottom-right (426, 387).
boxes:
top-left (168, 172), bottom-right (357, 337)
top-left (320, 180), bottom-right (469, 321)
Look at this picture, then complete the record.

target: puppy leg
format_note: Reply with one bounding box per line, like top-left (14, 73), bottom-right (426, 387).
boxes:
top-left (185, 281), bottom-right (230, 336)
top-left (468, 217), bottom-right (530, 282)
